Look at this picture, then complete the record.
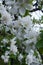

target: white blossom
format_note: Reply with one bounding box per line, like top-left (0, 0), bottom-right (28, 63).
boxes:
top-left (0, 1), bottom-right (42, 65)
top-left (10, 37), bottom-right (16, 45)
top-left (10, 37), bottom-right (18, 55)
top-left (10, 44), bottom-right (18, 55)
top-left (0, 4), bottom-right (12, 24)
top-left (5, 0), bottom-right (33, 15)
top-left (26, 50), bottom-right (41, 65)
top-left (18, 54), bottom-right (23, 62)
top-left (1, 38), bottom-right (9, 44)
top-left (19, 16), bottom-right (32, 28)
top-left (17, 0), bottom-right (33, 16)
top-left (1, 51), bottom-right (10, 63)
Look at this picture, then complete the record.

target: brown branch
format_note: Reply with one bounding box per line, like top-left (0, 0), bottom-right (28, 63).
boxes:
top-left (29, 8), bottom-right (43, 12)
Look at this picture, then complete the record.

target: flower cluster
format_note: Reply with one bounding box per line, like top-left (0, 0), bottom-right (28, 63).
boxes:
top-left (0, 2), bottom-right (42, 65)
top-left (26, 50), bottom-right (42, 65)
top-left (1, 0), bottom-right (33, 16)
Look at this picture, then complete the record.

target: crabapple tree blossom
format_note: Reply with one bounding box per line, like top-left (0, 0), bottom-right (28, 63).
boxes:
top-left (0, 0), bottom-right (43, 65)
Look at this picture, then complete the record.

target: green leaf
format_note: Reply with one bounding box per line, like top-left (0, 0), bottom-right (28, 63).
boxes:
top-left (39, 47), bottom-right (43, 54)
top-left (34, 51), bottom-right (38, 57)
top-left (10, 53), bottom-right (17, 60)
top-left (36, 30), bottom-right (43, 55)
top-left (28, 0), bottom-right (33, 4)
top-left (24, 10), bottom-right (29, 16)
top-left (0, 13), bottom-right (2, 18)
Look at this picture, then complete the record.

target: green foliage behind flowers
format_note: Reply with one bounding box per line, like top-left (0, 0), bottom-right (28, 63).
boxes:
top-left (0, 13), bottom-right (2, 18)
top-left (36, 30), bottom-right (43, 52)
top-left (36, 30), bottom-right (43, 63)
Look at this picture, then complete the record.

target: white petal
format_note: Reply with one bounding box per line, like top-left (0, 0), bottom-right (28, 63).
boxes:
top-left (10, 7), bottom-right (18, 14)
top-left (25, 4), bottom-right (33, 10)
top-left (19, 7), bottom-right (26, 16)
